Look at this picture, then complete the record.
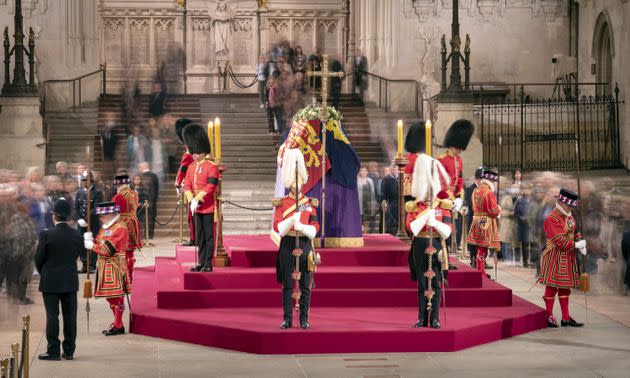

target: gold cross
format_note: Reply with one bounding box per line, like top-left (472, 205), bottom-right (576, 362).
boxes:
top-left (306, 53), bottom-right (345, 110)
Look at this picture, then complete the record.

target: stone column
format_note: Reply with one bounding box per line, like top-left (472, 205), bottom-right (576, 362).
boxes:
top-left (0, 97), bottom-right (45, 172)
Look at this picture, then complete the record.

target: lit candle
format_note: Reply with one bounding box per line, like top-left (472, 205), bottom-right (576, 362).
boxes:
top-left (425, 120), bottom-right (432, 157)
top-left (214, 117), bottom-right (222, 160)
top-left (207, 121), bottom-right (214, 159)
top-left (397, 120), bottom-right (403, 157)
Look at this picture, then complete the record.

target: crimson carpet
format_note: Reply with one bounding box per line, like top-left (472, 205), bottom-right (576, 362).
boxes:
top-left (130, 234), bottom-right (547, 354)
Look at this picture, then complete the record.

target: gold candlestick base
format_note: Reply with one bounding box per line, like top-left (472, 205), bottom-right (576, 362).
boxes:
top-left (394, 156), bottom-right (410, 242)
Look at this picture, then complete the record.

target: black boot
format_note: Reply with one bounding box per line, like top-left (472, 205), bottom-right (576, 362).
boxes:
top-left (412, 318), bottom-right (425, 328)
top-left (201, 265), bottom-right (213, 272)
top-left (280, 321), bottom-right (292, 329)
top-left (547, 316), bottom-right (559, 328)
top-left (430, 319), bottom-right (441, 329)
top-left (190, 265), bottom-right (203, 272)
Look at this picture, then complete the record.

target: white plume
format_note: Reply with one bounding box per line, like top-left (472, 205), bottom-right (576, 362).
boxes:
top-left (282, 148), bottom-right (308, 190)
top-left (411, 153), bottom-right (451, 201)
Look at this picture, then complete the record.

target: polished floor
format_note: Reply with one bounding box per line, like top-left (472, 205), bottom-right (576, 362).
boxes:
top-left (1, 238), bottom-right (629, 378)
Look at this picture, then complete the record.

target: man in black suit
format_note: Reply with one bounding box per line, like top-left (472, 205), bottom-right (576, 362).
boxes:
top-left (139, 162), bottom-right (159, 239)
top-left (74, 171), bottom-right (103, 273)
top-left (35, 198), bottom-right (83, 361)
top-left (380, 164), bottom-right (399, 236)
top-left (148, 82), bottom-right (166, 117)
top-left (354, 49), bottom-right (368, 102)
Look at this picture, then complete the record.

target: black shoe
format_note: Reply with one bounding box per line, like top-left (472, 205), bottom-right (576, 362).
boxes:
top-left (19, 297), bottom-right (34, 305)
top-left (190, 265), bottom-right (203, 272)
top-left (38, 353), bottom-right (61, 361)
top-left (561, 317), bottom-right (584, 327)
top-left (300, 321), bottom-right (310, 329)
top-left (61, 353), bottom-right (73, 360)
top-left (412, 319), bottom-right (425, 328)
top-left (430, 319), bottom-right (441, 329)
top-left (547, 316), bottom-right (559, 328)
top-left (201, 266), bottom-right (213, 272)
top-left (280, 321), bottom-right (292, 329)
top-left (183, 240), bottom-right (194, 246)
top-left (103, 326), bottom-right (125, 336)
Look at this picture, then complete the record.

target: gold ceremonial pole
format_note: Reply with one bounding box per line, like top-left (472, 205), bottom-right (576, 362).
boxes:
top-left (212, 117), bottom-right (228, 266)
top-left (394, 120), bottom-right (409, 240)
top-left (83, 145), bottom-right (93, 334)
top-left (10, 343), bottom-right (18, 378)
top-left (22, 315), bottom-right (29, 378)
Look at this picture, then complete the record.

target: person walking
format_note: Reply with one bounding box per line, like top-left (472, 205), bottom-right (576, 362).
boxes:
top-left (35, 198), bottom-right (83, 361)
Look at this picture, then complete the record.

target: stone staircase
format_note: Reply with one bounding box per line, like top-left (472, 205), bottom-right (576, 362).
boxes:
top-left (44, 106), bottom-right (98, 174)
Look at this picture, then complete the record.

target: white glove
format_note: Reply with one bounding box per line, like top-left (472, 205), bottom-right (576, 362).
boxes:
top-left (78, 219), bottom-right (88, 228)
top-left (453, 198), bottom-right (463, 212)
top-left (579, 247), bottom-right (587, 256)
top-left (575, 240), bottom-right (587, 249)
top-left (299, 224), bottom-right (317, 239)
top-left (294, 222), bottom-right (304, 232)
top-left (190, 199), bottom-right (199, 214)
top-left (83, 232), bottom-right (93, 241)
top-left (84, 239), bottom-right (94, 250)
top-left (432, 221), bottom-right (452, 240)
top-left (175, 186), bottom-right (181, 196)
top-left (410, 212), bottom-right (430, 237)
top-left (292, 212), bottom-right (301, 224)
top-left (276, 217), bottom-right (295, 237)
top-left (427, 211), bottom-right (438, 228)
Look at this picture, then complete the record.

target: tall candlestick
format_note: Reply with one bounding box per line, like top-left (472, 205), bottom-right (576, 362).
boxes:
top-left (425, 120), bottom-right (432, 157)
top-left (214, 117), bottom-right (222, 160)
top-left (397, 120), bottom-right (403, 157)
top-left (207, 121), bottom-right (215, 158)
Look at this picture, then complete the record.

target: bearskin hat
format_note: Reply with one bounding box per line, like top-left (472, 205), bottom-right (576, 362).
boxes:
top-left (175, 118), bottom-right (194, 144)
top-left (182, 123), bottom-right (211, 155)
top-left (404, 121), bottom-right (427, 154)
top-left (443, 119), bottom-right (475, 150)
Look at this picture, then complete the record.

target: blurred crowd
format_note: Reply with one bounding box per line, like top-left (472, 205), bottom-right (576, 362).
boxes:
top-left (256, 40), bottom-right (346, 138)
top-left (356, 161), bottom-right (401, 236)
top-left (0, 161), bottom-right (160, 305)
top-left (464, 170), bottom-right (630, 295)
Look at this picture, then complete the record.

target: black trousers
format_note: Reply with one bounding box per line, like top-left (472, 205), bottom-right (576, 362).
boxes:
top-left (193, 213), bottom-right (214, 267)
top-left (410, 237), bottom-right (442, 323)
top-left (148, 200), bottom-right (157, 239)
top-left (277, 236), bottom-right (312, 324)
top-left (42, 292), bottom-right (77, 357)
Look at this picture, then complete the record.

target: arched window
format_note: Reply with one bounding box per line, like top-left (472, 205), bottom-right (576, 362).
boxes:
top-left (592, 12), bottom-right (614, 96)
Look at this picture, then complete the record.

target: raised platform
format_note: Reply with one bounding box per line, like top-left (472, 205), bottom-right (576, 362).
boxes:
top-left (130, 234), bottom-right (547, 354)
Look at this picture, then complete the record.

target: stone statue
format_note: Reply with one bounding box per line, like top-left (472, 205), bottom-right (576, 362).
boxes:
top-left (210, 0), bottom-right (233, 57)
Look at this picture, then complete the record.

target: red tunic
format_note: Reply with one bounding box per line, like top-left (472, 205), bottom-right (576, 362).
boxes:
top-left (175, 152), bottom-right (194, 187)
top-left (183, 159), bottom-right (220, 214)
top-left (93, 220), bottom-right (132, 298)
top-left (437, 152), bottom-right (464, 200)
top-left (112, 186), bottom-right (142, 251)
top-left (405, 200), bottom-right (452, 238)
top-left (467, 182), bottom-right (500, 250)
top-left (272, 194), bottom-right (320, 235)
top-left (539, 208), bottom-right (582, 288)
top-left (403, 152), bottom-right (418, 197)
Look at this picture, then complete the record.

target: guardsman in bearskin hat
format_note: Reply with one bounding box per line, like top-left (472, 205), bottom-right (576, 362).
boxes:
top-left (183, 123), bottom-right (220, 272)
top-left (273, 149), bottom-right (320, 330)
top-left (74, 171), bottom-right (103, 274)
top-left (467, 168), bottom-right (501, 273)
top-left (405, 153), bottom-right (451, 328)
top-left (83, 201), bottom-right (132, 336)
top-left (438, 119), bottom-right (475, 253)
top-left (539, 188), bottom-right (585, 328)
top-left (174, 118), bottom-right (196, 246)
top-left (112, 174), bottom-right (142, 281)
top-left (403, 122), bottom-right (427, 201)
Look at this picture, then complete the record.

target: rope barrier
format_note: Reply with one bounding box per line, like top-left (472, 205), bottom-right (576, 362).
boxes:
top-left (141, 202), bottom-right (180, 227)
top-left (222, 200), bottom-right (273, 211)
top-left (227, 66), bottom-right (258, 89)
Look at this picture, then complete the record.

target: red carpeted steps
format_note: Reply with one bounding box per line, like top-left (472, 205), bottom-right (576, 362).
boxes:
top-left (130, 234), bottom-right (547, 354)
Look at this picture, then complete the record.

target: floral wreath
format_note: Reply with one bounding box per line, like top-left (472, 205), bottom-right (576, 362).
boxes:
top-left (293, 104), bottom-right (343, 123)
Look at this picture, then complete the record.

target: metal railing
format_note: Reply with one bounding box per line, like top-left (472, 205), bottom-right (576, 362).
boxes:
top-left (356, 70), bottom-right (423, 117)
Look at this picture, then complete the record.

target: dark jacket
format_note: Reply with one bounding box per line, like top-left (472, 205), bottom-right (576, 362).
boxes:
top-left (74, 186), bottom-right (103, 235)
top-left (35, 222), bottom-right (83, 293)
top-left (141, 170), bottom-right (160, 204)
top-left (149, 90), bottom-right (166, 116)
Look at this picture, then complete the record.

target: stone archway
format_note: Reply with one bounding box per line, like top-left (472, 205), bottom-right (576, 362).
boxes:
top-left (592, 12), bottom-right (614, 96)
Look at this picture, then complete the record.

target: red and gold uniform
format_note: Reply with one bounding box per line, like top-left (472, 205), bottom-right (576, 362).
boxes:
top-left (176, 152), bottom-right (195, 242)
top-left (112, 186), bottom-right (142, 280)
top-left (403, 152), bottom-right (418, 198)
top-left (272, 193), bottom-right (320, 326)
top-left (540, 206), bottom-right (582, 324)
top-left (467, 181), bottom-right (500, 271)
top-left (183, 158), bottom-right (220, 269)
top-left (92, 217), bottom-right (132, 333)
top-left (437, 151), bottom-right (464, 201)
